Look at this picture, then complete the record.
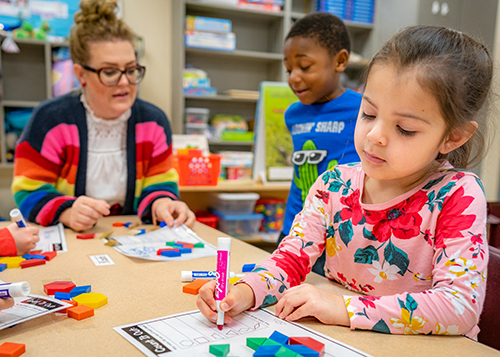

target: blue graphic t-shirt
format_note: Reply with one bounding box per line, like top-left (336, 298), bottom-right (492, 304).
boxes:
top-left (283, 89), bottom-right (362, 234)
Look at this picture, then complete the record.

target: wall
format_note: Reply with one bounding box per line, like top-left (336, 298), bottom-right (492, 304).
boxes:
top-left (122, 0), bottom-right (173, 120)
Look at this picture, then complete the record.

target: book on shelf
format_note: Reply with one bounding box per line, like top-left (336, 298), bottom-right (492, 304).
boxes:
top-left (223, 89), bottom-right (260, 100)
top-left (253, 81), bottom-right (298, 185)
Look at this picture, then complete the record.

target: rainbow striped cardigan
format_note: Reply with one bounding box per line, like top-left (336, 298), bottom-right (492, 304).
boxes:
top-left (12, 91), bottom-right (179, 226)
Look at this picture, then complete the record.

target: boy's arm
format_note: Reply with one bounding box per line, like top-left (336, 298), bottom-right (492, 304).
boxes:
top-left (0, 227), bottom-right (17, 257)
top-left (346, 178), bottom-right (487, 337)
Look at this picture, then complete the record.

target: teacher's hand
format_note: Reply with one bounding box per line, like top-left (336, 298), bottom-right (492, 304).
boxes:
top-left (59, 196), bottom-right (110, 232)
top-left (152, 198), bottom-right (196, 229)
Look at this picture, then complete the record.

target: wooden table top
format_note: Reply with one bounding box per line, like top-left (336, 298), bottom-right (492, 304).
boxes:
top-left (0, 216), bottom-right (497, 356)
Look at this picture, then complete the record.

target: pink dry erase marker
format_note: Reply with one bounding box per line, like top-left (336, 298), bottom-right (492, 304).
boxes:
top-left (215, 237), bottom-right (231, 330)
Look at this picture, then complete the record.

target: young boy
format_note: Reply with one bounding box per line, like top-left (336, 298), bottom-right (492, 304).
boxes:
top-left (279, 13), bottom-right (361, 275)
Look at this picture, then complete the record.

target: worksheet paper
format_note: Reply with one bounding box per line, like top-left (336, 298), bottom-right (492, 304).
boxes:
top-left (111, 225), bottom-right (217, 261)
top-left (114, 309), bottom-right (372, 357)
top-left (0, 294), bottom-right (72, 330)
top-left (35, 223), bottom-right (68, 252)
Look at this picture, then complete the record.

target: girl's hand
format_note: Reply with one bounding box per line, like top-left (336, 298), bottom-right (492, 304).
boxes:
top-left (59, 196), bottom-right (110, 232)
top-left (7, 222), bottom-right (40, 256)
top-left (152, 198), bottom-right (196, 229)
top-left (0, 297), bottom-right (14, 311)
top-left (197, 281), bottom-right (256, 325)
top-left (275, 283), bottom-right (350, 326)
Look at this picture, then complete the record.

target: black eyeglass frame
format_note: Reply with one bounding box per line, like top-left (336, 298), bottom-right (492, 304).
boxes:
top-left (80, 63), bottom-right (146, 87)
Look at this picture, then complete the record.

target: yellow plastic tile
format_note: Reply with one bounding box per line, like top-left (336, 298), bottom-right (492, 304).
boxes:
top-left (0, 257), bottom-right (26, 268)
top-left (73, 293), bottom-right (108, 309)
top-left (229, 277), bottom-right (241, 284)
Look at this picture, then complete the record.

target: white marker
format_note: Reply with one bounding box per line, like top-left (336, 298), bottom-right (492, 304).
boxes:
top-left (181, 271), bottom-right (244, 282)
top-left (9, 209), bottom-right (27, 228)
top-left (0, 281), bottom-right (31, 298)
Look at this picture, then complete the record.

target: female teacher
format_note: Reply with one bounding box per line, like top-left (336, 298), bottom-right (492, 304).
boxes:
top-left (12, 0), bottom-right (195, 231)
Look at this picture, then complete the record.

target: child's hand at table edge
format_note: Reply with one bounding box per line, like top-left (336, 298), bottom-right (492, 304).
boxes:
top-left (59, 196), bottom-right (110, 232)
top-left (152, 198), bottom-right (196, 229)
top-left (275, 283), bottom-right (350, 326)
top-left (0, 297), bottom-right (14, 311)
top-left (197, 281), bottom-right (256, 325)
top-left (7, 222), bottom-right (39, 256)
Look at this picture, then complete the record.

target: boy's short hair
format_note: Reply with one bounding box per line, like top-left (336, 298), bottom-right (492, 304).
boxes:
top-left (286, 12), bottom-right (351, 55)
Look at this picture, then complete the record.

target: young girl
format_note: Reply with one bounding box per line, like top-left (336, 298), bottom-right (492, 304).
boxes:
top-left (197, 25), bottom-right (491, 339)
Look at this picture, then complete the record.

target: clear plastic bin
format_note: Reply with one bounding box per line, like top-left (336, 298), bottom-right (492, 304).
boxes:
top-left (212, 193), bottom-right (260, 215)
top-left (212, 210), bottom-right (263, 238)
top-left (185, 123), bottom-right (208, 135)
top-left (185, 107), bottom-right (210, 124)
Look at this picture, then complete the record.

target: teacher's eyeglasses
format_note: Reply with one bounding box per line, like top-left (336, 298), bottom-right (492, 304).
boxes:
top-left (80, 64), bottom-right (146, 87)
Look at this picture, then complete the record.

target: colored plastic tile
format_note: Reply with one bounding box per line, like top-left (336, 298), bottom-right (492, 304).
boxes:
top-left (0, 257), bottom-right (26, 269)
top-left (182, 279), bottom-right (210, 295)
top-left (21, 254), bottom-right (35, 260)
top-left (67, 305), bottom-right (94, 320)
top-left (269, 330), bottom-right (289, 345)
top-left (127, 222), bottom-right (140, 229)
top-left (0, 342), bottom-right (25, 357)
top-left (246, 337), bottom-right (267, 351)
top-left (194, 242), bottom-right (205, 248)
top-left (179, 248), bottom-right (192, 254)
top-left (159, 221), bottom-right (167, 228)
top-left (70, 285), bottom-right (92, 298)
top-left (262, 339), bottom-right (281, 347)
top-left (242, 263), bottom-right (256, 272)
top-left (166, 241), bottom-right (176, 247)
top-left (100, 231), bottom-right (113, 239)
top-left (161, 250), bottom-right (181, 257)
top-left (253, 345), bottom-right (281, 357)
top-left (135, 229), bottom-right (146, 235)
top-left (178, 242), bottom-right (194, 249)
top-left (29, 250), bottom-right (42, 255)
top-left (73, 293), bottom-right (108, 309)
top-left (76, 233), bottom-right (95, 239)
top-left (59, 299), bottom-right (78, 313)
top-left (41, 251), bottom-right (57, 260)
top-left (174, 243), bottom-right (184, 248)
top-left (44, 281), bottom-right (76, 295)
top-left (287, 344), bottom-right (319, 357)
top-left (157, 249), bottom-right (172, 255)
top-left (275, 346), bottom-right (298, 357)
top-left (104, 239), bottom-right (117, 246)
top-left (123, 222), bottom-right (132, 228)
top-left (229, 277), bottom-right (241, 284)
top-left (54, 292), bottom-right (71, 300)
top-left (20, 259), bottom-right (46, 269)
top-left (209, 344), bottom-right (230, 356)
top-left (0, 264), bottom-right (6, 272)
top-left (112, 222), bottom-right (125, 227)
top-left (288, 337), bottom-right (325, 355)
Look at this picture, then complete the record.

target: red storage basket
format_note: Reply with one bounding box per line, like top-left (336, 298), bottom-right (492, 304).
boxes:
top-left (175, 153), bottom-right (221, 186)
top-left (195, 211), bottom-right (219, 229)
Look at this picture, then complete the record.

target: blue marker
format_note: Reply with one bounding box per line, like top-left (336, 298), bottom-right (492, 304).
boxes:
top-left (9, 209), bottom-right (27, 228)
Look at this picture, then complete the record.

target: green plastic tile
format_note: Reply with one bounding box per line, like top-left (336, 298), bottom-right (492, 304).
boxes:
top-left (262, 338), bottom-right (281, 347)
top-left (194, 242), bottom-right (205, 248)
top-left (209, 343), bottom-right (230, 356)
top-left (275, 346), bottom-right (298, 357)
top-left (166, 241), bottom-right (176, 246)
top-left (246, 337), bottom-right (268, 350)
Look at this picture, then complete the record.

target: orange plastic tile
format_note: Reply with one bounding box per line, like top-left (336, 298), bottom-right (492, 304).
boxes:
top-left (67, 305), bottom-right (94, 320)
top-left (41, 251), bottom-right (57, 261)
top-left (20, 259), bottom-right (46, 269)
top-left (0, 342), bottom-right (25, 357)
top-left (29, 250), bottom-right (42, 255)
top-left (59, 299), bottom-right (78, 313)
top-left (182, 279), bottom-right (210, 295)
top-left (112, 222), bottom-right (125, 227)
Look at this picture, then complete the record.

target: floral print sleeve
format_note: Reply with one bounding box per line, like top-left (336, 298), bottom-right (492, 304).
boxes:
top-left (238, 162), bottom-right (488, 339)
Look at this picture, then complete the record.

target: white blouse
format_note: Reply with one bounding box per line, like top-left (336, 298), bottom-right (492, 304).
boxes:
top-left (81, 94), bottom-right (131, 207)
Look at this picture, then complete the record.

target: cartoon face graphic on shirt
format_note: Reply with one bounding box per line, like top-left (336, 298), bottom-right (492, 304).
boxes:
top-left (293, 140), bottom-right (338, 203)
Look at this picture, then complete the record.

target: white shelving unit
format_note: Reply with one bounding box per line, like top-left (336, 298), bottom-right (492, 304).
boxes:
top-left (171, 0), bottom-right (374, 146)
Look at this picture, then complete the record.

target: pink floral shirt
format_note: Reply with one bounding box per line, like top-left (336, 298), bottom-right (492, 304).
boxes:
top-left (239, 161), bottom-right (488, 339)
